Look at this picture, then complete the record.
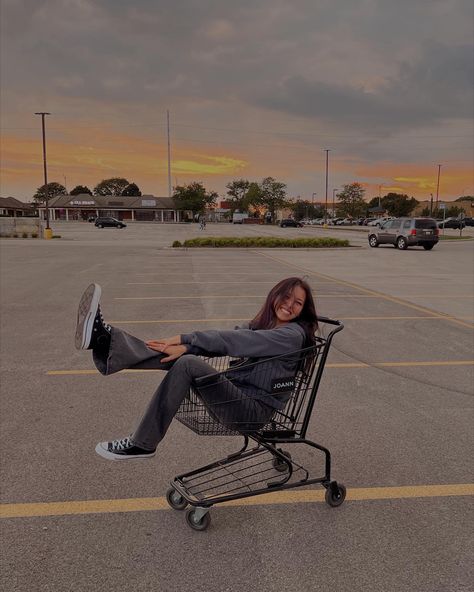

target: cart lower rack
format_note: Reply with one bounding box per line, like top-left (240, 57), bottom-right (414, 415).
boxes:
top-left (167, 316), bottom-right (345, 530)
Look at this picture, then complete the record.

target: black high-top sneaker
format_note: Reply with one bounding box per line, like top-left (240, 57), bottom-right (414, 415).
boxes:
top-left (95, 437), bottom-right (156, 460)
top-left (75, 284), bottom-right (112, 350)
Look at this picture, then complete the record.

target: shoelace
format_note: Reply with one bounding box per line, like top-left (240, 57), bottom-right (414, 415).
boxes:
top-left (99, 311), bottom-right (112, 332)
top-left (111, 437), bottom-right (131, 451)
top-left (95, 307), bottom-right (112, 333)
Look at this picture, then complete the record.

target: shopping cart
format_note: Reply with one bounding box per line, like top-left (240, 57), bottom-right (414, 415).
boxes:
top-left (166, 316), bottom-right (345, 530)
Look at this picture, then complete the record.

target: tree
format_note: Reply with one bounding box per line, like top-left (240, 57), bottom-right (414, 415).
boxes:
top-left (336, 183), bottom-right (367, 218)
top-left (288, 199), bottom-right (324, 220)
top-left (93, 177), bottom-right (129, 196)
top-left (446, 205), bottom-right (463, 217)
top-left (173, 182), bottom-right (218, 216)
top-left (254, 177), bottom-right (289, 222)
top-left (121, 183), bottom-right (142, 196)
top-left (380, 193), bottom-right (418, 217)
top-left (33, 182), bottom-right (67, 204)
top-left (367, 196), bottom-right (384, 209)
top-left (70, 185), bottom-right (92, 195)
top-left (225, 179), bottom-right (251, 212)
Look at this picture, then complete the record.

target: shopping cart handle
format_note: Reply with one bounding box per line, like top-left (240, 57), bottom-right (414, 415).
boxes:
top-left (317, 315), bottom-right (343, 327)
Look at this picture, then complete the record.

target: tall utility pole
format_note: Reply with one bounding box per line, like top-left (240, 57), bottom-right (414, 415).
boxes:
top-left (167, 110), bottom-right (172, 198)
top-left (34, 112), bottom-right (51, 233)
top-left (435, 164), bottom-right (442, 209)
top-left (324, 149), bottom-right (330, 225)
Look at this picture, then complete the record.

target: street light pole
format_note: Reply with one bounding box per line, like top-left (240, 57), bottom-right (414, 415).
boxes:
top-left (311, 192), bottom-right (316, 218)
top-left (35, 112), bottom-right (51, 234)
top-left (324, 149), bottom-right (330, 226)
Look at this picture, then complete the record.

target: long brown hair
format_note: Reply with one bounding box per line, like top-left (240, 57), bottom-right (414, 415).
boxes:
top-left (249, 277), bottom-right (318, 346)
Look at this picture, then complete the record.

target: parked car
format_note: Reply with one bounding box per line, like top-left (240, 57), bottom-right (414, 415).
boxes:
top-left (437, 217), bottom-right (465, 229)
top-left (94, 217), bottom-right (127, 229)
top-left (279, 219), bottom-right (303, 228)
top-left (463, 217), bottom-right (474, 227)
top-left (368, 217), bottom-right (439, 250)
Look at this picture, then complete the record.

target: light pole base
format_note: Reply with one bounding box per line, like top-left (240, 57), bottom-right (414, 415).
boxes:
top-left (43, 228), bottom-right (53, 240)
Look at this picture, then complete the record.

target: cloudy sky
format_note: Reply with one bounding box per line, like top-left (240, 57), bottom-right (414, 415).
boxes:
top-left (1, 0), bottom-right (473, 202)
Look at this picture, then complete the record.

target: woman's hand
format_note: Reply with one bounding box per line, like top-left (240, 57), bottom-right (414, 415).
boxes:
top-left (155, 344), bottom-right (187, 363)
top-left (146, 335), bottom-right (181, 350)
top-left (146, 336), bottom-right (186, 362)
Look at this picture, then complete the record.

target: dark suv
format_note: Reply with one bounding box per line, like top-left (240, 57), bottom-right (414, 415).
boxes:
top-left (368, 217), bottom-right (439, 250)
top-left (94, 217), bottom-right (127, 229)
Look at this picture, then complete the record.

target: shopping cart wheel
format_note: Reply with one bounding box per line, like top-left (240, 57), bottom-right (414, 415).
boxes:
top-left (325, 482), bottom-right (346, 507)
top-left (185, 508), bottom-right (211, 531)
top-left (166, 487), bottom-right (188, 511)
top-left (272, 449), bottom-right (292, 472)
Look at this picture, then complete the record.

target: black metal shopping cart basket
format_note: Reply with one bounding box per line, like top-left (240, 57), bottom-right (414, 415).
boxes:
top-left (167, 316), bottom-right (345, 530)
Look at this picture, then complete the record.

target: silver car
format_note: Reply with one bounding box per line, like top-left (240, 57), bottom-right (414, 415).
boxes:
top-left (368, 217), bottom-right (439, 250)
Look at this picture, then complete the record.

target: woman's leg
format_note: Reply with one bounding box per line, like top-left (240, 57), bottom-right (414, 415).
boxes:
top-left (96, 355), bottom-right (274, 461)
top-left (96, 355), bottom-right (218, 460)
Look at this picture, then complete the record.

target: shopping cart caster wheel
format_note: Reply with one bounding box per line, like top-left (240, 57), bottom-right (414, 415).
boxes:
top-left (325, 482), bottom-right (346, 507)
top-left (166, 487), bottom-right (188, 511)
top-left (185, 508), bottom-right (211, 531)
top-left (272, 449), bottom-right (292, 472)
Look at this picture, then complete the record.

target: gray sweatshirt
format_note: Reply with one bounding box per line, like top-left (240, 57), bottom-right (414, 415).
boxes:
top-left (181, 323), bottom-right (306, 409)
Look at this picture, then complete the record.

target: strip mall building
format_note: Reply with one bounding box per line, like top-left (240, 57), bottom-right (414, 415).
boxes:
top-left (39, 194), bottom-right (183, 222)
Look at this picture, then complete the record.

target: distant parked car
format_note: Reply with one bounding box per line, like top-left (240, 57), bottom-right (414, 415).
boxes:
top-left (463, 217), bottom-right (474, 227)
top-left (368, 217), bottom-right (439, 250)
top-left (438, 217), bottom-right (466, 229)
top-left (94, 217), bottom-right (127, 229)
top-left (279, 219), bottom-right (303, 228)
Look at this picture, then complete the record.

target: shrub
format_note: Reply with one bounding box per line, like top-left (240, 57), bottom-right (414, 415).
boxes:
top-left (172, 240), bottom-right (182, 247)
top-left (52, 235), bottom-right (62, 239)
top-left (177, 237), bottom-right (350, 248)
top-left (31, 233), bottom-right (38, 238)
top-left (12, 233), bottom-right (18, 238)
top-left (22, 232), bottom-right (28, 238)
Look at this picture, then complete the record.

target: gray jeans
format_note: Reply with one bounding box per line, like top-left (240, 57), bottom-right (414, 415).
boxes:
top-left (93, 328), bottom-right (274, 450)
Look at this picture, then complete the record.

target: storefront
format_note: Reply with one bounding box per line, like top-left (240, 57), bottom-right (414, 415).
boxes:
top-left (39, 194), bottom-right (183, 222)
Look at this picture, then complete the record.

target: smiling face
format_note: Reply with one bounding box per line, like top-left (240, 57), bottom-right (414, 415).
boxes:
top-left (274, 285), bottom-right (306, 325)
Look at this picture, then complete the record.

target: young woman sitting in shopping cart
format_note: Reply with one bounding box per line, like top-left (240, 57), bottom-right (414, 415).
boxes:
top-left (75, 277), bottom-right (318, 460)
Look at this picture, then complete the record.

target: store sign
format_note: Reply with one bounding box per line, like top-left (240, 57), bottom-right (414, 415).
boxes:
top-left (141, 199), bottom-right (156, 207)
top-left (70, 200), bottom-right (95, 205)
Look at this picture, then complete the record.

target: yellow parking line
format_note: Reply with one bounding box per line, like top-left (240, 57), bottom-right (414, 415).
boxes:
top-left (114, 295), bottom-right (385, 300)
top-left (106, 315), bottom-right (472, 324)
top-left (115, 295), bottom-right (474, 301)
top-left (46, 360), bottom-right (474, 376)
top-left (1, 484), bottom-right (472, 519)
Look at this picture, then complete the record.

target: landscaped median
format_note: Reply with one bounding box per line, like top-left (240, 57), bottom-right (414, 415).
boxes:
top-left (172, 237), bottom-right (350, 248)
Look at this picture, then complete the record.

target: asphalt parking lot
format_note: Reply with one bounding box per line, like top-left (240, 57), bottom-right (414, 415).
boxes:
top-left (1, 222), bottom-right (473, 592)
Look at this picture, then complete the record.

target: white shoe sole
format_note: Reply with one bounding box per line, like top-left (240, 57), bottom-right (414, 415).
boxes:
top-left (75, 283), bottom-right (102, 349)
top-left (95, 442), bottom-right (156, 461)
